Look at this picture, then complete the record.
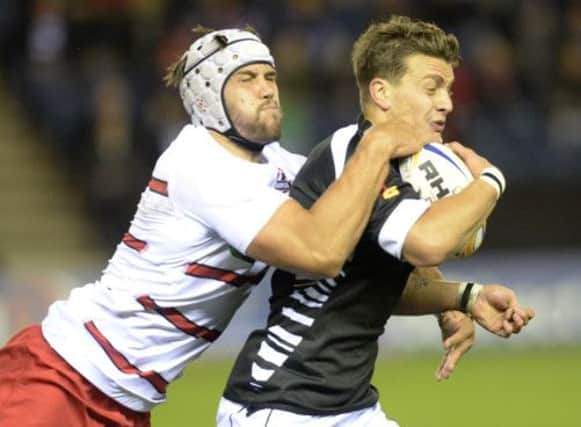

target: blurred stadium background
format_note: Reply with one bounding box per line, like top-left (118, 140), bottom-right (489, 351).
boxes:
top-left (0, 0), bottom-right (579, 426)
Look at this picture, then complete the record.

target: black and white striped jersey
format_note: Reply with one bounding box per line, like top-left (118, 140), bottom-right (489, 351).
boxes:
top-left (223, 117), bottom-right (431, 415)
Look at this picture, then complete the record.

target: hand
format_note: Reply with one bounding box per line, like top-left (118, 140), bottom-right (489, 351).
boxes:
top-left (469, 284), bottom-right (535, 338)
top-left (435, 310), bottom-right (475, 381)
top-left (446, 142), bottom-right (492, 178)
top-left (362, 113), bottom-right (435, 159)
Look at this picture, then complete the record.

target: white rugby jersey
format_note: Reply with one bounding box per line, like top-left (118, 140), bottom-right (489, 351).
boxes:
top-left (41, 125), bottom-right (305, 412)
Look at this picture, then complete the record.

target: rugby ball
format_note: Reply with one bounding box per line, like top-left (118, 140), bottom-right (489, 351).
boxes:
top-left (399, 143), bottom-right (485, 257)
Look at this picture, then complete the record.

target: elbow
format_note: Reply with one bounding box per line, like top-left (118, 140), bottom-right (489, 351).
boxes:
top-left (402, 231), bottom-right (454, 267)
top-left (309, 251), bottom-right (344, 278)
top-left (404, 246), bottom-right (447, 267)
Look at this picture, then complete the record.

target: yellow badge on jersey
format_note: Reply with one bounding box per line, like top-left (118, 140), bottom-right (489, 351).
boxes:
top-left (382, 185), bottom-right (400, 199)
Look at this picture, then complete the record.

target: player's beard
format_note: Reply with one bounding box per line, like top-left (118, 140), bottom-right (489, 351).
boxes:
top-left (231, 104), bottom-right (282, 144)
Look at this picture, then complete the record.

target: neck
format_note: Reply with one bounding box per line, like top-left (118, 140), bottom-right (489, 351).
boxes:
top-left (208, 130), bottom-right (262, 162)
top-left (363, 103), bottom-right (391, 126)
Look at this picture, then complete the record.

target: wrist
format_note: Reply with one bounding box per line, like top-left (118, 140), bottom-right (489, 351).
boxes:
top-left (479, 166), bottom-right (506, 200)
top-left (457, 282), bottom-right (483, 313)
top-left (363, 135), bottom-right (396, 159)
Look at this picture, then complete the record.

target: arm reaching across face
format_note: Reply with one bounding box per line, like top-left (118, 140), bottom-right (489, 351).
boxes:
top-left (247, 118), bottom-right (432, 277)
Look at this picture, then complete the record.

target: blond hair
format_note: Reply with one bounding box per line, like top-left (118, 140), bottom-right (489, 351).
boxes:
top-left (352, 15), bottom-right (460, 104)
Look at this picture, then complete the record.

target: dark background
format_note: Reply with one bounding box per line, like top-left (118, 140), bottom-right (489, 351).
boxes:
top-left (0, 0), bottom-right (579, 250)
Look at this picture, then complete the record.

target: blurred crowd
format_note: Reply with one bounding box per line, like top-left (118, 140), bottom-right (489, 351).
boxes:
top-left (0, 0), bottom-right (579, 247)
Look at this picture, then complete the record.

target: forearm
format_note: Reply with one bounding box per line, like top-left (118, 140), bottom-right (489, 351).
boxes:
top-left (305, 137), bottom-right (393, 271)
top-left (403, 179), bottom-right (497, 265)
top-left (248, 119), bottom-right (428, 277)
top-left (247, 136), bottom-right (394, 277)
top-left (394, 267), bottom-right (462, 315)
top-left (435, 180), bottom-right (496, 241)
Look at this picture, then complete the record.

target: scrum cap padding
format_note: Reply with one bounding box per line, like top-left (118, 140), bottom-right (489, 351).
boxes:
top-left (179, 29), bottom-right (275, 133)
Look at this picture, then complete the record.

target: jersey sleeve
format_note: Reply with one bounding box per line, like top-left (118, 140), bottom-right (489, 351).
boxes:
top-left (170, 159), bottom-right (290, 254)
top-left (365, 163), bottom-right (430, 260)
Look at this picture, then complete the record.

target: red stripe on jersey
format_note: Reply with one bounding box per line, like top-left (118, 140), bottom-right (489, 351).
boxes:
top-left (148, 177), bottom-right (168, 196)
top-left (84, 321), bottom-right (168, 394)
top-left (122, 233), bottom-right (147, 252)
top-left (185, 263), bottom-right (263, 287)
top-left (136, 295), bottom-right (221, 342)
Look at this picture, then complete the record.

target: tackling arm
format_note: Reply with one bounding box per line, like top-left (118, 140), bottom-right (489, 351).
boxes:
top-left (247, 120), bottom-right (431, 277)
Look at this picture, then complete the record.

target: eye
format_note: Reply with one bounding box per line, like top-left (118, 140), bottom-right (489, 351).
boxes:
top-left (425, 86), bottom-right (437, 95)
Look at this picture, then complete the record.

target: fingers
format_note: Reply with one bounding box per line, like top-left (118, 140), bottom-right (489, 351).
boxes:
top-left (443, 321), bottom-right (471, 349)
top-left (513, 305), bottom-right (535, 323)
top-left (477, 314), bottom-right (511, 338)
top-left (435, 338), bottom-right (474, 381)
top-left (506, 305), bottom-right (535, 334)
top-left (474, 284), bottom-right (535, 339)
top-left (445, 141), bottom-right (491, 177)
top-left (501, 319), bottom-right (514, 337)
top-left (445, 141), bottom-right (465, 153)
top-left (526, 306), bottom-right (536, 319)
top-left (435, 351), bottom-right (453, 381)
top-left (439, 311), bottom-right (474, 349)
top-left (436, 312), bottom-right (475, 381)
top-left (445, 142), bottom-right (472, 160)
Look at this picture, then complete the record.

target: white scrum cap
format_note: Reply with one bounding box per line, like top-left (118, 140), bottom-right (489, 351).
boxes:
top-left (179, 29), bottom-right (275, 133)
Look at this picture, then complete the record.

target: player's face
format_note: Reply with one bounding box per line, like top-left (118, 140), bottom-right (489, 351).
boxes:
top-left (223, 63), bottom-right (282, 144)
top-left (389, 54), bottom-right (454, 143)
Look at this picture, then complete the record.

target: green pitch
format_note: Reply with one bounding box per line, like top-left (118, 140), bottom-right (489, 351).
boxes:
top-left (153, 346), bottom-right (581, 426)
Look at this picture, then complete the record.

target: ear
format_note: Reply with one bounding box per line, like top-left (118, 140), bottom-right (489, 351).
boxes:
top-left (368, 77), bottom-right (392, 111)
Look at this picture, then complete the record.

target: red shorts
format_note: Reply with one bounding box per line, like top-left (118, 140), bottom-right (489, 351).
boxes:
top-left (0, 325), bottom-right (150, 427)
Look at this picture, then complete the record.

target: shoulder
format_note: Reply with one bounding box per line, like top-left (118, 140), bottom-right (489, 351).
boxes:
top-left (157, 126), bottom-right (255, 205)
top-left (297, 123), bottom-right (358, 181)
top-left (289, 124), bottom-right (357, 208)
top-left (262, 142), bottom-right (306, 178)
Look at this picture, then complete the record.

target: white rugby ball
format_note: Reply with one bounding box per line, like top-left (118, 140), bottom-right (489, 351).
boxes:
top-left (399, 142), bottom-right (485, 257)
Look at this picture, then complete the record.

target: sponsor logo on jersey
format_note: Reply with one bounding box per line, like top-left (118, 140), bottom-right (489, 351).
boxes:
top-left (274, 169), bottom-right (291, 193)
top-left (381, 185), bottom-right (400, 199)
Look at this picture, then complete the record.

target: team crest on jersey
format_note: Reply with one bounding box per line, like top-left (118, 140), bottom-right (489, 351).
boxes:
top-left (274, 169), bottom-right (291, 193)
top-left (381, 185), bottom-right (400, 199)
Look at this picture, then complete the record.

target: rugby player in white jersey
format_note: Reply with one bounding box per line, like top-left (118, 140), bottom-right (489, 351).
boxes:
top-left (0, 26), bottom-right (436, 426)
top-left (219, 16), bottom-right (535, 427)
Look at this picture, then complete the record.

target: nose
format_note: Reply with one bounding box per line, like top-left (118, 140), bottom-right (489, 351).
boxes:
top-left (436, 90), bottom-right (453, 115)
top-left (259, 77), bottom-right (275, 99)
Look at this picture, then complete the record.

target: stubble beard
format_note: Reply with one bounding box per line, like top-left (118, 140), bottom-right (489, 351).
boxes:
top-left (234, 108), bottom-right (282, 144)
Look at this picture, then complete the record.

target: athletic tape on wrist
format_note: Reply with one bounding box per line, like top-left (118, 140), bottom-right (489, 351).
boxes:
top-left (466, 283), bottom-right (483, 313)
top-left (479, 166), bottom-right (506, 200)
top-left (458, 282), bottom-right (483, 313)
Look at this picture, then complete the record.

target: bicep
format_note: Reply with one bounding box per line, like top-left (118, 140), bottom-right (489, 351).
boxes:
top-left (246, 199), bottom-right (330, 275)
